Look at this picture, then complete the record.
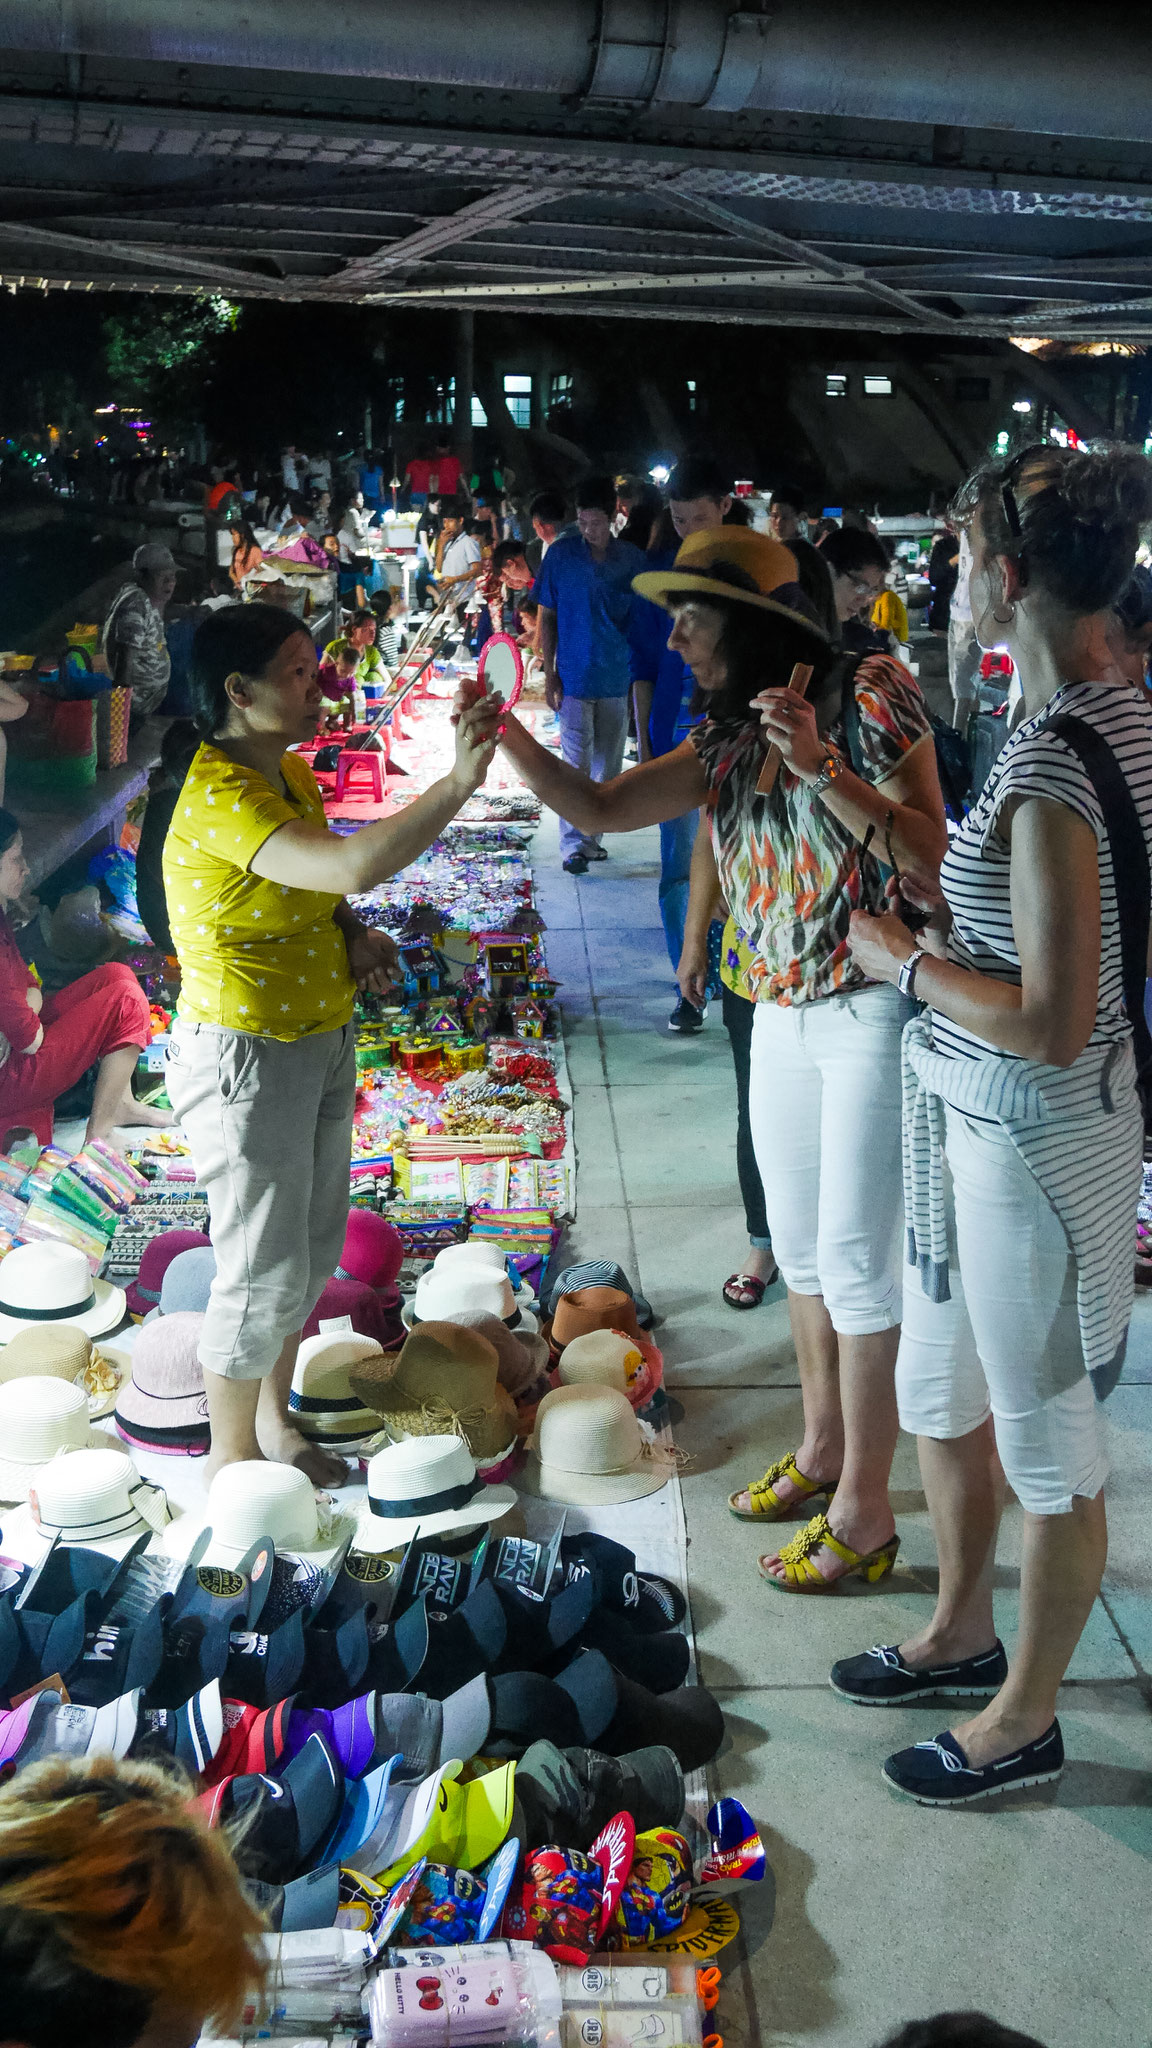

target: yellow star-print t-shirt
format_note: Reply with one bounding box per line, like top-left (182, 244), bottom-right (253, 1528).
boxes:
top-left (163, 743), bottom-right (355, 1040)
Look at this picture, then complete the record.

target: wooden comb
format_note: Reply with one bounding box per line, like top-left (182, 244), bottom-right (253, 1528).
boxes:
top-left (755, 663), bottom-right (814, 796)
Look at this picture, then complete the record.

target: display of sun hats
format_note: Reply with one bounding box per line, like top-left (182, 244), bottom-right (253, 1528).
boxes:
top-left (439, 1310), bottom-right (550, 1408)
top-left (557, 1330), bottom-right (662, 1411)
top-left (522, 1385), bottom-right (677, 1507)
top-left (547, 1286), bottom-right (645, 1351)
top-left (289, 1332), bottom-right (390, 1450)
top-left (555, 1650), bottom-right (726, 1772)
top-left (336, 1209), bottom-right (404, 1300)
top-left (302, 1276), bottom-right (405, 1353)
top-left (0, 1376), bottom-right (110, 1502)
top-left (0, 1325), bottom-right (125, 1421)
top-left (145, 1246), bottom-right (218, 1321)
top-left (546, 1261), bottom-right (653, 1329)
top-left (514, 1740), bottom-right (684, 1853)
top-left (163, 1460), bottom-right (356, 1572)
top-left (0, 1445), bottom-right (171, 1564)
top-left (123, 1229), bottom-right (211, 1318)
top-left (633, 527), bottom-right (831, 644)
top-left (353, 1436), bottom-right (518, 1552)
top-left (348, 1323), bottom-right (520, 1471)
top-left (0, 1241), bottom-right (125, 1342)
top-left (409, 1266), bottom-right (539, 1336)
top-left (434, 1241), bottom-right (528, 1296)
top-left (112, 1311), bottom-right (211, 1457)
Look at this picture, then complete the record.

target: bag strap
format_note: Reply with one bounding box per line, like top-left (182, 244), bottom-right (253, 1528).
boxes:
top-left (1045, 712), bottom-right (1152, 1082)
top-left (836, 652), bottom-right (869, 776)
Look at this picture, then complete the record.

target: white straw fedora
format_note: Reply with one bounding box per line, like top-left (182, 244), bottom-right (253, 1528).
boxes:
top-left (0, 1243), bottom-right (125, 1343)
top-left (521, 1383), bottom-right (678, 1505)
top-left (162, 1460), bottom-right (356, 1571)
top-left (433, 1242), bottom-right (535, 1302)
top-left (0, 1446), bottom-right (173, 1564)
top-left (407, 1266), bottom-right (539, 1336)
top-left (288, 1332), bottom-right (389, 1449)
top-left (0, 1377), bottom-right (109, 1504)
top-left (353, 1435), bottom-right (517, 1552)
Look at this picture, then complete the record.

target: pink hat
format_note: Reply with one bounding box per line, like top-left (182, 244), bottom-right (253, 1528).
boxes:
top-left (124, 1230), bottom-right (211, 1319)
top-left (303, 1276), bottom-right (405, 1352)
top-left (113, 1311), bottom-right (211, 1457)
top-left (336, 1209), bottom-right (404, 1299)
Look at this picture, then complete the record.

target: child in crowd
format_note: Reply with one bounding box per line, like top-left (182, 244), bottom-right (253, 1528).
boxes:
top-left (317, 641), bottom-right (359, 731)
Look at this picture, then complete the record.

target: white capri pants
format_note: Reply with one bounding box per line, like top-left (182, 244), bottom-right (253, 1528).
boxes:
top-left (166, 1019), bottom-right (355, 1381)
top-left (897, 1105), bottom-right (1107, 1515)
top-left (747, 984), bottom-right (912, 1334)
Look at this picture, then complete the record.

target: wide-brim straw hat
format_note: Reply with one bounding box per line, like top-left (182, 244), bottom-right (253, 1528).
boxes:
top-left (162, 1459), bottom-right (356, 1571)
top-left (520, 1383), bottom-right (678, 1507)
top-left (556, 1329), bottom-right (663, 1411)
top-left (0, 1445), bottom-right (174, 1564)
top-left (632, 528), bottom-right (830, 644)
top-left (348, 1321), bottom-right (519, 1467)
top-left (0, 1376), bottom-right (110, 1503)
top-left (0, 1325), bottom-right (125, 1421)
top-left (353, 1434), bottom-right (516, 1551)
top-left (0, 1242), bottom-right (125, 1342)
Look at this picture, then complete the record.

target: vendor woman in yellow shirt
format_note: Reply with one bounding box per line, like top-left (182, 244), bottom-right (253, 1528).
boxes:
top-left (163, 603), bottom-right (495, 1483)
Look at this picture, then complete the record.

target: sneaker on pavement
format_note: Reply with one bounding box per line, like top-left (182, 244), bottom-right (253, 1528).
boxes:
top-left (829, 1639), bottom-right (1008, 1706)
top-left (882, 1720), bottom-right (1064, 1805)
top-left (668, 997), bottom-right (706, 1034)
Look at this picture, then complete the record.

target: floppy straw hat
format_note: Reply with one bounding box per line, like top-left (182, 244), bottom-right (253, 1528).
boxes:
top-left (0, 1445), bottom-right (173, 1564)
top-left (113, 1312), bottom-right (211, 1457)
top-left (353, 1435), bottom-right (517, 1552)
top-left (522, 1384), bottom-right (678, 1506)
top-left (0, 1325), bottom-right (125, 1420)
top-left (0, 1242), bottom-right (125, 1342)
top-left (348, 1322), bottom-right (519, 1468)
top-left (632, 527), bottom-right (830, 642)
top-left (0, 1377), bottom-right (110, 1503)
top-left (288, 1332), bottom-right (390, 1449)
top-left (163, 1459), bottom-right (356, 1571)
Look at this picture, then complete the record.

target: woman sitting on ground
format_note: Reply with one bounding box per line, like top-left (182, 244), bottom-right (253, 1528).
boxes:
top-left (0, 1753), bottom-right (264, 2048)
top-left (467, 527), bottom-right (947, 1593)
top-left (228, 520), bottom-right (264, 591)
top-left (0, 810), bottom-right (171, 1148)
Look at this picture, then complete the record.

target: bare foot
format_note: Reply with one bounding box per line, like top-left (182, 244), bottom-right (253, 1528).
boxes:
top-left (205, 1443), bottom-right (264, 1485)
top-left (256, 1416), bottom-right (349, 1489)
top-left (87, 1097), bottom-right (175, 1147)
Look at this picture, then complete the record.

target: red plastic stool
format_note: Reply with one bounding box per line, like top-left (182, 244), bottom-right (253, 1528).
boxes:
top-left (334, 750), bottom-right (385, 802)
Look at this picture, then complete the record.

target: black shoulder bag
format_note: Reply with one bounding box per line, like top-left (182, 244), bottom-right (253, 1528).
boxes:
top-left (1046, 712), bottom-right (1152, 1127)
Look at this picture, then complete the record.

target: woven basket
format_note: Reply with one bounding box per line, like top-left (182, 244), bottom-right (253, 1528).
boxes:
top-left (96, 686), bottom-right (132, 769)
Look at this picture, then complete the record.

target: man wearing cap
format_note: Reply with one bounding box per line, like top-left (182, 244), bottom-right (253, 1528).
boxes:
top-left (101, 543), bottom-right (177, 725)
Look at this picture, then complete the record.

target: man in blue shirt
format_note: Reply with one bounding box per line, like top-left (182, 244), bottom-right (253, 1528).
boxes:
top-left (534, 474), bottom-right (646, 874)
top-left (629, 455), bottom-right (732, 1030)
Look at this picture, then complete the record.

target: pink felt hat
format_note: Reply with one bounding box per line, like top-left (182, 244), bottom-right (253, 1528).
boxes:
top-left (113, 1311), bottom-right (211, 1457)
top-left (336, 1209), bottom-right (404, 1299)
top-left (303, 1277), bottom-right (405, 1352)
top-left (124, 1230), bottom-right (211, 1319)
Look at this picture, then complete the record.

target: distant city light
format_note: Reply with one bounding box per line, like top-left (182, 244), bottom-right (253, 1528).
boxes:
top-left (1012, 399), bottom-right (1033, 413)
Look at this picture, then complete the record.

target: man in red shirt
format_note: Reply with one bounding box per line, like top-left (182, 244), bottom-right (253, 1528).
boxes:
top-left (405, 434), bottom-right (462, 505)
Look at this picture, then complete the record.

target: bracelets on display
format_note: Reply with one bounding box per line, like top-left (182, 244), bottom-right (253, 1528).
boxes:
top-left (898, 947), bottom-right (927, 1000)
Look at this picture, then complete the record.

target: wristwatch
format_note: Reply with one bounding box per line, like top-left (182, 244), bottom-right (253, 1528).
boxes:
top-left (898, 947), bottom-right (927, 999)
top-left (810, 748), bottom-right (846, 799)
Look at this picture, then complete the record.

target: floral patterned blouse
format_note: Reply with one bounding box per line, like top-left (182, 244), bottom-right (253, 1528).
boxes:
top-left (692, 655), bottom-right (930, 1006)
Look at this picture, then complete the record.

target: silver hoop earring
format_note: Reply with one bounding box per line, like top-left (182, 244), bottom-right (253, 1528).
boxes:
top-left (991, 602), bottom-right (1016, 626)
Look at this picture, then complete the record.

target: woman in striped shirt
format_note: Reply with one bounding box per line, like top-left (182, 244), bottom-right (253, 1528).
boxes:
top-left (841, 444), bottom-right (1152, 1805)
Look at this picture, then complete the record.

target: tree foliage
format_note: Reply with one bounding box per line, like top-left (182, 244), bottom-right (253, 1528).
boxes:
top-left (101, 296), bottom-right (239, 427)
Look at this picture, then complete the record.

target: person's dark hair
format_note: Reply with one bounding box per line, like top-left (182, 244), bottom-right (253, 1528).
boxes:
top-left (529, 490), bottom-right (566, 527)
top-left (439, 496), bottom-right (464, 521)
top-left (150, 720), bottom-right (201, 796)
top-left (1115, 562), bottom-right (1152, 639)
top-left (348, 607), bottom-right (375, 631)
top-left (723, 499), bottom-right (752, 527)
top-left (518, 596), bottom-right (539, 618)
top-left (491, 538), bottom-right (528, 575)
top-left (186, 603), bottom-right (308, 740)
top-left (819, 527), bottom-right (891, 579)
top-left (287, 493), bottom-right (310, 519)
top-left (770, 482), bottom-right (806, 514)
top-left (811, 515), bottom-right (841, 544)
top-left (0, 808), bottom-right (19, 858)
top-left (667, 455), bottom-right (731, 504)
top-left (952, 443), bottom-right (1152, 613)
top-left (664, 576), bottom-right (833, 725)
top-left (876, 2013), bottom-right (1048, 2048)
top-left (232, 521), bottom-right (260, 553)
top-left (575, 473), bottom-right (618, 517)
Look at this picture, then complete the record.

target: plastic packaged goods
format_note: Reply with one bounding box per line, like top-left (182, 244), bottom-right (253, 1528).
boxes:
top-left (556, 1958), bottom-right (705, 2048)
top-left (368, 1943), bottom-right (561, 2048)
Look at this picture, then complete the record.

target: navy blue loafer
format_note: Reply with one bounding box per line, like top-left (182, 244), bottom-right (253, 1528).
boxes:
top-left (882, 1721), bottom-right (1064, 1805)
top-left (830, 1639), bottom-right (1008, 1706)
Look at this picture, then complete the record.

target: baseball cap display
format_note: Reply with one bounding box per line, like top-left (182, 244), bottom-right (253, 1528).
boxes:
top-left (0, 1242), bottom-right (125, 1342)
top-left (522, 1385), bottom-right (677, 1506)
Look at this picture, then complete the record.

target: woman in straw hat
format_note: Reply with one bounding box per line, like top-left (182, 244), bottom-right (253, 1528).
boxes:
top-left (465, 526), bottom-right (947, 1592)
